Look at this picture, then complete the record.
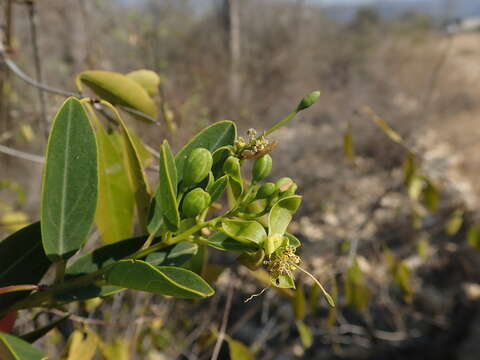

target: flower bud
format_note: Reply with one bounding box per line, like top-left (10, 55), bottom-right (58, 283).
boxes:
top-left (223, 156), bottom-right (241, 180)
top-left (252, 154), bottom-right (272, 183)
top-left (275, 177), bottom-right (294, 193)
top-left (256, 182), bottom-right (276, 199)
top-left (182, 188), bottom-right (211, 218)
top-left (282, 182), bottom-right (298, 197)
top-left (183, 148), bottom-right (213, 187)
top-left (296, 90), bottom-right (321, 111)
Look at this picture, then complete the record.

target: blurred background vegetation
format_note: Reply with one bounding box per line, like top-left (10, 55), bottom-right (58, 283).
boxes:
top-left (1, 0), bottom-right (480, 359)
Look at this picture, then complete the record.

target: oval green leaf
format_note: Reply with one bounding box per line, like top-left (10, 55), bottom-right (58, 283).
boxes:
top-left (207, 232), bottom-right (259, 253)
top-left (222, 219), bottom-right (267, 245)
top-left (91, 112), bottom-right (134, 244)
top-left (268, 195), bottom-right (302, 237)
top-left (285, 233), bottom-right (301, 248)
top-left (0, 222), bottom-right (51, 309)
top-left (105, 260), bottom-right (214, 299)
top-left (207, 175), bottom-right (229, 203)
top-left (227, 338), bottom-right (254, 360)
top-left (111, 107), bottom-right (151, 231)
top-left (0, 332), bottom-right (47, 360)
top-left (158, 140), bottom-right (180, 230)
top-left (41, 97), bottom-right (98, 261)
top-left (60, 237), bottom-right (196, 302)
top-left (78, 70), bottom-right (157, 119)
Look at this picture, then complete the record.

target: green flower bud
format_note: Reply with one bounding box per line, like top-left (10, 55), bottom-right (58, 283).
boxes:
top-left (256, 182), bottom-right (276, 199)
top-left (182, 188), bottom-right (211, 218)
top-left (252, 154), bottom-right (273, 183)
top-left (282, 182), bottom-right (298, 197)
top-left (183, 148), bottom-right (213, 187)
top-left (296, 90), bottom-right (321, 111)
top-left (275, 177), bottom-right (294, 193)
top-left (223, 156), bottom-right (241, 181)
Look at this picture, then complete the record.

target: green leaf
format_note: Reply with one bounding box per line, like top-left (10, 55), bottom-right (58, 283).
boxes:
top-left (407, 176), bottom-right (423, 202)
top-left (226, 337), bottom-right (254, 360)
top-left (222, 219), bottom-right (267, 246)
top-left (78, 70), bottom-right (157, 119)
top-left (65, 329), bottom-right (98, 360)
top-left (20, 314), bottom-right (70, 343)
top-left (445, 209), bottom-right (464, 236)
top-left (144, 242), bottom-right (198, 266)
top-left (422, 177), bottom-right (439, 212)
top-left (65, 236), bottom-right (148, 277)
top-left (158, 140), bottom-right (180, 231)
top-left (272, 274), bottom-right (295, 289)
top-left (268, 195), bottom-right (302, 236)
top-left (92, 112), bottom-right (134, 244)
top-left (394, 261), bottom-right (412, 302)
top-left (0, 332), bottom-right (47, 360)
top-left (403, 153), bottom-right (418, 188)
top-left (343, 122), bottom-right (354, 161)
top-left (467, 225), bottom-right (480, 249)
top-left (265, 234), bottom-right (287, 257)
top-left (285, 232), bottom-right (301, 248)
top-left (309, 283), bottom-right (320, 315)
top-left (60, 237), bottom-right (196, 302)
top-left (363, 106), bottom-right (403, 144)
top-left (207, 232), bottom-right (259, 252)
top-left (0, 222), bottom-right (51, 309)
top-left (126, 69), bottom-right (160, 96)
top-left (295, 321), bottom-right (313, 349)
top-left (416, 237), bottom-right (430, 260)
top-left (105, 260), bottom-right (214, 299)
top-left (41, 98), bottom-right (98, 260)
top-left (175, 121), bottom-right (237, 184)
top-left (293, 282), bottom-right (306, 321)
top-left (345, 260), bottom-right (369, 310)
top-left (207, 175), bottom-right (229, 203)
top-left (113, 107), bottom-right (151, 231)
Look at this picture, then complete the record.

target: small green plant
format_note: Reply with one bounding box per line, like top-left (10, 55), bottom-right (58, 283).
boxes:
top-left (0, 69), bottom-right (332, 357)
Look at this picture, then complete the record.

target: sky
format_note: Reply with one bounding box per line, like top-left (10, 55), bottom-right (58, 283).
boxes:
top-left (312, 0), bottom-right (374, 3)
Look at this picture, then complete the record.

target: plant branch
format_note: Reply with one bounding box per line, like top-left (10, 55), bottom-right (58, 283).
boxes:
top-left (211, 284), bottom-right (234, 360)
top-left (27, 0), bottom-right (48, 139)
top-left (0, 49), bottom-right (81, 97)
top-left (0, 143), bottom-right (44, 163)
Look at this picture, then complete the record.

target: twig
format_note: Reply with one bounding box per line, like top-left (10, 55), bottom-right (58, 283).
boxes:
top-left (211, 285), bottom-right (234, 360)
top-left (0, 53), bottom-right (81, 97)
top-left (144, 143), bottom-right (160, 159)
top-left (27, 0), bottom-right (48, 139)
top-left (0, 143), bottom-right (44, 163)
top-left (0, 50), bottom-right (160, 124)
top-left (347, 185), bottom-right (397, 264)
top-left (119, 105), bottom-right (160, 125)
top-left (47, 309), bottom-right (124, 328)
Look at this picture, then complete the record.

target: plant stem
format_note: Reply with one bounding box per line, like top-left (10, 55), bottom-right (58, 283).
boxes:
top-left (291, 263), bottom-right (335, 308)
top-left (264, 110), bottom-right (297, 136)
top-left (140, 231), bottom-right (157, 251)
top-left (53, 259), bottom-right (67, 284)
